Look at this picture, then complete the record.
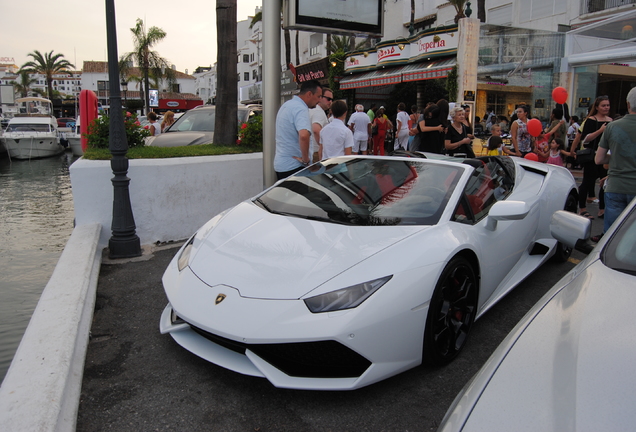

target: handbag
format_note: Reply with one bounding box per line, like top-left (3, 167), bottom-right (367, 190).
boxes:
top-left (575, 147), bottom-right (594, 164)
top-left (372, 123), bottom-right (378, 136)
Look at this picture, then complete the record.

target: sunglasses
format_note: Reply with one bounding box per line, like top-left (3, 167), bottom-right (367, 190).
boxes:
top-left (322, 96), bottom-right (333, 102)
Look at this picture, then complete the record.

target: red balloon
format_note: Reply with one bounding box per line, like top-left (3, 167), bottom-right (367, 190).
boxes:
top-left (527, 118), bottom-right (543, 137)
top-left (524, 152), bottom-right (539, 161)
top-left (552, 86), bottom-right (568, 104)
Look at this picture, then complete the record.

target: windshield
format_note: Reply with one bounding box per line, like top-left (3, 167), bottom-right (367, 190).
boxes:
top-left (6, 123), bottom-right (52, 132)
top-left (168, 108), bottom-right (252, 132)
top-left (254, 158), bottom-right (463, 226)
top-left (603, 205), bottom-right (636, 276)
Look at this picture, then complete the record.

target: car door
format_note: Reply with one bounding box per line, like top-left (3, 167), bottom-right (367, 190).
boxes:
top-left (453, 159), bottom-right (539, 306)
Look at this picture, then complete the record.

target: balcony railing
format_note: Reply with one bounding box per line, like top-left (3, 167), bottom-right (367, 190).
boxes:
top-left (583, 0), bottom-right (636, 13)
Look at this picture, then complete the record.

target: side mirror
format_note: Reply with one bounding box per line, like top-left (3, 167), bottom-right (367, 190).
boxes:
top-left (550, 210), bottom-right (592, 253)
top-left (486, 201), bottom-right (530, 231)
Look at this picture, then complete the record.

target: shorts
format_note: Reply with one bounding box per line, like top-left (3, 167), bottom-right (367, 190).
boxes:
top-left (353, 139), bottom-right (368, 153)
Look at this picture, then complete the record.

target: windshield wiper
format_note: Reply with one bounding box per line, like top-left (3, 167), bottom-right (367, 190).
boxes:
top-left (301, 214), bottom-right (353, 225)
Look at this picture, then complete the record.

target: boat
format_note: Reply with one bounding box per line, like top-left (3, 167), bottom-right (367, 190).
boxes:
top-left (3, 97), bottom-right (66, 160)
top-left (59, 117), bottom-right (83, 156)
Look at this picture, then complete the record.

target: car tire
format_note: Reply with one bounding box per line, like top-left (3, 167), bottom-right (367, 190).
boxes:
top-left (423, 256), bottom-right (478, 366)
top-left (552, 191), bottom-right (578, 263)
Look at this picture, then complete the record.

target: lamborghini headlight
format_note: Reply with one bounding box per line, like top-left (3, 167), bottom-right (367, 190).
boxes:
top-left (177, 235), bottom-right (196, 272)
top-left (304, 276), bottom-right (392, 313)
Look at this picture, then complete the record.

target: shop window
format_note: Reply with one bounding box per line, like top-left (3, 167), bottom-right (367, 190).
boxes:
top-left (487, 93), bottom-right (507, 116)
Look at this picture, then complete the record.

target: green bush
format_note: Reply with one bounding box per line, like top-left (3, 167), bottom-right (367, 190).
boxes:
top-left (237, 113), bottom-right (263, 150)
top-left (86, 111), bottom-right (150, 149)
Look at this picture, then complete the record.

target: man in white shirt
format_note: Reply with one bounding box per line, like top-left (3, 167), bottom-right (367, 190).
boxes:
top-left (347, 104), bottom-right (371, 155)
top-left (320, 99), bottom-right (353, 159)
top-left (308, 88), bottom-right (333, 162)
top-left (395, 102), bottom-right (410, 150)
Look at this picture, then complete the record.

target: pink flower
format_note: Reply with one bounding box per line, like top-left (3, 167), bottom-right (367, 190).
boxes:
top-left (144, 125), bottom-right (149, 129)
top-left (241, 123), bottom-right (248, 129)
top-left (126, 112), bottom-right (132, 117)
top-left (135, 121), bottom-right (140, 126)
top-left (236, 139), bottom-right (241, 145)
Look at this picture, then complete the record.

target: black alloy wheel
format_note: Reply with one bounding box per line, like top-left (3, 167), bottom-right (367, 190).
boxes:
top-left (424, 256), bottom-right (478, 366)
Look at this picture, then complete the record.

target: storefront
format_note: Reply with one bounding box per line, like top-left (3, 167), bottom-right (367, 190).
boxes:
top-left (338, 26), bottom-right (458, 109)
top-left (475, 11), bottom-right (636, 125)
top-left (475, 24), bottom-right (566, 125)
top-left (565, 10), bottom-right (636, 119)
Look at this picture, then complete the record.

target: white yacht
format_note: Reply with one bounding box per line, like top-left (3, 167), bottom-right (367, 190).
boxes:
top-left (3, 97), bottom-right (65, 160)
top-left (59, 116), bottom-right (82, 156)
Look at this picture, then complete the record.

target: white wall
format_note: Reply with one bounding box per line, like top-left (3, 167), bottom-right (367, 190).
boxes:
top-left (70, 153), bottom-right (265, 247)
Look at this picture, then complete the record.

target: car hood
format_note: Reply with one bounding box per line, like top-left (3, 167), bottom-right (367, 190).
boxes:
top-left (188, 201), bottom-right (426, 300)
top-left (461, 259), bottom-right (636, 431)
top-left (150, 131), bottom-right (213, 147)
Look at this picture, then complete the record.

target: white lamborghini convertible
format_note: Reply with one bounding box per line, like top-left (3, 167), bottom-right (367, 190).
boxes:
top-left (160, 154), bottom-right (578, 390)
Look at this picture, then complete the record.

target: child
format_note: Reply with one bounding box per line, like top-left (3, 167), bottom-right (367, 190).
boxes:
top-left (546, 138), bottom-right (571, 167)
top-left (487, 135), bottom-right (503, 156)
top-left (488, 124), bottom-right (514, 155)
top-left (535, 119), bottom-right (567, 162)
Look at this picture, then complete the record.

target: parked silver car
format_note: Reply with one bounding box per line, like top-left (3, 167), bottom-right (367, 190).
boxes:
top-left (149, 105), bottom-right (262, 147)
top-left (439, 199), bottom-right (636, 431)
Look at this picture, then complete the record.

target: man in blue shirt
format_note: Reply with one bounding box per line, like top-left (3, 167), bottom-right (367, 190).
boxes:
top-left (274, 80), bottom-right (323, 179)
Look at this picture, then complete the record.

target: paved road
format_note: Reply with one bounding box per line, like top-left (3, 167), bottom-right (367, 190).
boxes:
top-left (77, 207), bottom-right (603, 432)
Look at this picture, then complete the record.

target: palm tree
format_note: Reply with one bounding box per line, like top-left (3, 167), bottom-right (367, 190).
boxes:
top-left (449, 0), bottom-right (468, 23)
top-left (327, 35), bottom-right (367, 53)
top-left (477, 0), bottom-right (486, 22)
top-left (122, 18), bottom-right (172, 114)
top-left (11, 70), bottom-right (38, 98)
top-left (215, 0), bottom-right (238, 145)
top-left (250, 8), bottom-right (292, 70)
top-left (20, 50), bottom-right (74, 99)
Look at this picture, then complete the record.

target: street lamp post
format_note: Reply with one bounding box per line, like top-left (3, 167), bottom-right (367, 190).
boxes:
top-left (121, 79), bottom-right (128, 106)
top-left (105, 0), bottom-right (141, 259)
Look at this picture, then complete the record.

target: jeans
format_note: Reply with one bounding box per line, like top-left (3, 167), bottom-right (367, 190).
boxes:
top-left (604, 192), bottom-right (636, 233)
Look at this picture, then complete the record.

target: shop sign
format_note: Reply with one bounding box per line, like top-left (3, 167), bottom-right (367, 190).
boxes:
top-left (345, 30), bottom-right (458, 72)
top-left (579, 97), bottom-right (590, 108)
top-left (464, 91), bottom-right (475, 102)
top-left (295, 58), bottom-right (330, 84)
top-left (167, 101), bottom-right (180, 107)
top-left (344, 52), bottom-right (377, 71)
top-left (535, 99), bottom-right (545, 109)
top-left (281, 70), bottom-right (296, 90)
top-left (297, 70), bottom-right (326, 83)
top-left (413, 33), bottom-right (458, 58)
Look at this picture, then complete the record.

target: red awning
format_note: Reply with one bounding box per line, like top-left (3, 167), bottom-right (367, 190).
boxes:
top-left (339, 57), bottom-right (455, 89)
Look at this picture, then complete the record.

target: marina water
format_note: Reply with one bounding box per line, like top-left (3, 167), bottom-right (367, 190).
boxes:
top-left (0, 152), bottom-right (77, 383)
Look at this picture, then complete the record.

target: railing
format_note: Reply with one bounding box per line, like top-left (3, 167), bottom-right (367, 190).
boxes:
top-left (582, 0), bottom-right (636, 13)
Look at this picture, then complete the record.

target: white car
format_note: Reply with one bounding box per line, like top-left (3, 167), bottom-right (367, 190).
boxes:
top-left (149, 104), bottom-right (262, 147)
top-left (160, 154), bottom-right (578, 390)
top-left (438, 198), bottom-right (636, 431)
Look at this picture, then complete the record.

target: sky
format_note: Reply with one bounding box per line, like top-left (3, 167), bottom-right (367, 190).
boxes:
top-left (1, 0), bottom-right (263, 75)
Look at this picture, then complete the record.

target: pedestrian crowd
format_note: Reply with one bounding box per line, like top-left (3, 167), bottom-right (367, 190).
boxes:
top-left (274, 80), bottom-right (636, 240)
